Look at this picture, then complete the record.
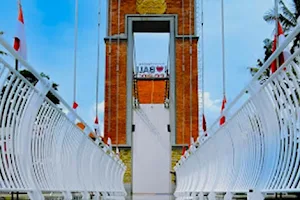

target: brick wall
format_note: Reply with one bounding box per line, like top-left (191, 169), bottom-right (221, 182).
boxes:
top-left (137, 80), bottom-right (166, 104)
top-left (104, 41), bottom-right (127, 144)
top-left (175, 39), bottom-right (199, 144)
top-left (108, 0), bottom-right (195, 35)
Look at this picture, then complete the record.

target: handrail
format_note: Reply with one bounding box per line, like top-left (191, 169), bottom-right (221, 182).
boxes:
top-left (0, 36), bottom-right (109, 149)
top-left (0, 36), bottom-right (127, 199)
top-left (204, 20), bottom-right (300, 141)
top-left (175, 17), bottom-right (300, 200)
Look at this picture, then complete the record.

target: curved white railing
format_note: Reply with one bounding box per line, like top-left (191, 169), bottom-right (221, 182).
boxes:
top-left (0, 37), bottom-right (126, 199)
top-left (174, 21), bottom-right (300, 200)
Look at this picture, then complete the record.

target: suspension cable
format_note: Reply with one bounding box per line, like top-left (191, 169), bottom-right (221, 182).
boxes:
top-left (197, 0), bottom-right (205, 136)
top-left (73, 0), bottom-right (79, 109)
top-left (133, 36), bottom-right (138, 75)
top-left (151, 76), bottom-right (154, 104)
top-left (164, 35), bottom-right (171, 106)
top-left (133, 37), bottom-right (138, 106)
top-left (181, 0), bottom-right (186, 148)
top-left (116, 0), bottom-right (121, 147)
top-left (201, 0), bottom-right (205, 120)
top-left (95, 0), bottom-right (101, 135)
top-left (221, 0), bottom-right (226, 98)
top-left (108, 0), bottom-right (113, 139)
top-left (189, 0), bottom-right (193, 145)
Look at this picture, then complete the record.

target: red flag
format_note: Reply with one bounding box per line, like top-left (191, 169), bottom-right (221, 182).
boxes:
top-left (202, 114), bottom-right (207, 132)
top-left (14, 1), bottom-right (27, 59)
top-left (271, 36), bottom-right (278, 73)
top-left (94, 116), bottom-right (99, 124)
top-left (271, 22), bottom-right (291, 73)
top-left (182, 146), bottom-right (186, 156)
top-left (220, 96), bottom-right (226, 125)
top-left (93, 116), bottom-right (99, 136)
top-left (72, 101), bottom-right (78, 109)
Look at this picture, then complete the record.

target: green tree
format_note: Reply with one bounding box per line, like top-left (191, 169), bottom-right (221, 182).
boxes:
top-left (249, 38), bottom-right (273, 80)
top-left (1, 70), bottom-right (60, 105)
top-left (19, 70), bottom-right (60, 105)
top-left (264, 0), bottom-right (300, 52)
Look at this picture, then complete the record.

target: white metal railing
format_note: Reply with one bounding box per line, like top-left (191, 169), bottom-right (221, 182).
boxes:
top-left (0, 36), bottom-right (126, 199)
top-left (174, 21), bottom-right (300, 200)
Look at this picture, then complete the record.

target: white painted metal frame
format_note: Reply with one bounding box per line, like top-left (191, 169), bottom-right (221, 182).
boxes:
top-left (174, 20), bottom-right (300, 200)
top-left (0, 37), bottom-right (126, 200)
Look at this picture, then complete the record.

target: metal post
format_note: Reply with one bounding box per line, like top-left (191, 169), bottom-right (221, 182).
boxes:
top-left (275, 0), bottom-right (279, 69)
top-left (73, 0), bottom-right (79, 107)
top-left (15, 59), bottom-right (19, 70)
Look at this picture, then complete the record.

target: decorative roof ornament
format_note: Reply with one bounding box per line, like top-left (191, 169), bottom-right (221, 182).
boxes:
top-left (136, 0), bottom-right (167, 14)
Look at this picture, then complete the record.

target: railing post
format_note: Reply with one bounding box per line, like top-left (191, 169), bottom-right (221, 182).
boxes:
top-left (93, 192), bottom-right (100, 200)
top-left (224, 192), bottom-right (233, 200)
top-left (81, 191), bottom-right (90, 200)
top-left (247, 191), bottom-right (264, 200)
top-left (62, 191), bottom-right (73, 200)
top-left (198, 192), bottom-right (204, 200)
top-left (208, 192), bottom-right (216, 200)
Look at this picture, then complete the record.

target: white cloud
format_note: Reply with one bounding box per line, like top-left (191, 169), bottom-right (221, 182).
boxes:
top-left (97, 101), bottom-right (105, 113)
top-left (90, 101), bottom-right (105, 118)
top-left (199, 91), bottom-right (222, 113)
top-left (89, 101), bottom-right (105, 136)
top-left (198, 91), bottom-right (223, 127)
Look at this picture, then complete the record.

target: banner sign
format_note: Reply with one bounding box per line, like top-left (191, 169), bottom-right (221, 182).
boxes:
top-left (135, 63), bottom-right (167, 78)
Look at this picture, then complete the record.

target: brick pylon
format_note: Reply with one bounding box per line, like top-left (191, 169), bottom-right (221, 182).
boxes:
top-left (104, 0), bottom-right (199, 145)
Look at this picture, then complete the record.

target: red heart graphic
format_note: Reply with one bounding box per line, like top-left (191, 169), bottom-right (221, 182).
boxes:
top-left (156, 66), bottom-right (164, 72)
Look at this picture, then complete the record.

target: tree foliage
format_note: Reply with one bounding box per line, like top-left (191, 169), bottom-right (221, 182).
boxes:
top-left (263, 0), bottom-right (300, 53)
top-left (249, 39), bottom-right (273, 80)
top-left (250, 0), bottom-right (300, 79)
top-left (19, 70), bottom-right (60, 105)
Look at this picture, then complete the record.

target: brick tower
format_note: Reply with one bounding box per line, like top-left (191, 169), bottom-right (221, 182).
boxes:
top-left (104, 0), bottom-right (199, 146)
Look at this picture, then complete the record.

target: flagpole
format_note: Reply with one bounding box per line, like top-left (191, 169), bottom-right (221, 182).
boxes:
top-left (95, 0), bottom-right (101, 136)
top-left (275, 0), bottom-right (279, 69)
top-left (201, 0), bottom-right (204, 118)
top-left (15, 0), bottom-right (21, 71)
top-left (73, 0), bottom-right (79, 109)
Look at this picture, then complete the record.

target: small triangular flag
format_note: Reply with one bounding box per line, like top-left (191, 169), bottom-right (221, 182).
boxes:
top-left (94, 116), bottom-right (99, 124)
top-left (72, 101), bottom-right (78, 109)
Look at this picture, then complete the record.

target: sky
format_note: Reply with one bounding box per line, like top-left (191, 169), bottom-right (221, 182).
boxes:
top-left (0, 0), bottom-right (276, 131)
